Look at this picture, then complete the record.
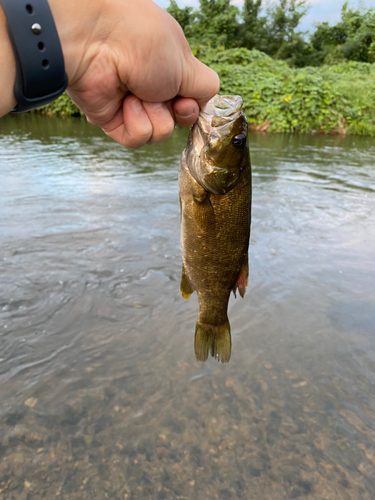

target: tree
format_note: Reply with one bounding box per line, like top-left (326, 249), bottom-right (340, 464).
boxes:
top-left (237, 0), bottom-right (310, 65)
top-left (165, 0), bottom-right (375, 68)
top-left (166, 0), bottom-right (195, 39)
top-left (309, 2), bottom-right (375, 64)
top-left (265, 0), bottom-right (309, 62)
top-left (195, 0), bottom-right (240, 48)
top-left (236, 0), bottom-right (268, 51)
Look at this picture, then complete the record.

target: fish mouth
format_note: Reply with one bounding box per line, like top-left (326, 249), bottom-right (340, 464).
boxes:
top-left (190, 95), bottom-right (243, 156)
top-left (201, 95), bottom-right (243, 121)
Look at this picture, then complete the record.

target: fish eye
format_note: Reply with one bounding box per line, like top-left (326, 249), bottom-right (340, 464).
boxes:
top-left (232, 134), bottom-right (246, 148)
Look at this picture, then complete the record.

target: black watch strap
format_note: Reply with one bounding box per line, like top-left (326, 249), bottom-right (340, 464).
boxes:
top-left (0, 0), bottom-right (68, 113)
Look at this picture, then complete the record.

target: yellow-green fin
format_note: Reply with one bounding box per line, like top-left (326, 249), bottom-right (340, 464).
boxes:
top-left (195, 320), bottom-right (231, 363)
top-left (180, 264), bottom-right (194, 299)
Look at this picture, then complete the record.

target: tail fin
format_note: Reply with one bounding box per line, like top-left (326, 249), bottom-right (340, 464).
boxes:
top-left (194, 320), bottom-right (231, 363)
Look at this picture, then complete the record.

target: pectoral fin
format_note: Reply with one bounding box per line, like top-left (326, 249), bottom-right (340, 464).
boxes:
top-left (191, 181), bottom-right (208, 204)
top-left (233, 255), bottom-right (249, 298)
top-left (180, 264), bottom-right (194, 299)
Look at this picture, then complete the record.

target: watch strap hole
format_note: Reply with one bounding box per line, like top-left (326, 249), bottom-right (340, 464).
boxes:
top-left (0, 0), bottom-right (68, 112)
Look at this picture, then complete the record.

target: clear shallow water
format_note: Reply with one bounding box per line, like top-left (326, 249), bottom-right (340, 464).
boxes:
top-left (0, 114), bottom-right (375, 499)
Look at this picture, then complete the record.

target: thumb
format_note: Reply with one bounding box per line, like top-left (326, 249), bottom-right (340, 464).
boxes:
top-left (179, 53), bottom-right (220, 109)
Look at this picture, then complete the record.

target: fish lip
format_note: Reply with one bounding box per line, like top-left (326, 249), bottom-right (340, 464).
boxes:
top-left (201, 95), bottom-right (243, 120)
top-left (190, 120), bottom-right (206, 157)
top-left (198, 95), bottom-right (243, 137)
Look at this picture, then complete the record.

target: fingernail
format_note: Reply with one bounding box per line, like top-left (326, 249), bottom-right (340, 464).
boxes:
top-left (176, 108), bottom-right (195, 119)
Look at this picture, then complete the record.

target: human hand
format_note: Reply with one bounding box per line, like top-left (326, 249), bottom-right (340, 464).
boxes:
top-left (48, 0), bottom-right (220, 147)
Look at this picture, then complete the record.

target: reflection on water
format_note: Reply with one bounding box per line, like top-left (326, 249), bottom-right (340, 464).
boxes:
top-left (0, 114), bottom-right (375, 499)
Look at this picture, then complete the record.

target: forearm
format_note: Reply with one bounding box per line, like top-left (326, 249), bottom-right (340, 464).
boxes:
top-left (0, 5), bottom-right (16, 116)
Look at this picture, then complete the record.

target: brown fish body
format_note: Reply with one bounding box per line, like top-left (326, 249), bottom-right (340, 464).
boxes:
top-left (179, 95), bottom-right (252, 363)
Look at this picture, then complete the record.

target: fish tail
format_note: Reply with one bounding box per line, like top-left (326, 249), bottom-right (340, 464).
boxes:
top-left (194, 319), bottom-right (231, 363)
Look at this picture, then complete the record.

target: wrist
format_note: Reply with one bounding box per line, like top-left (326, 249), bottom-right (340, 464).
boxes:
top-left (47, 0), bottom-right (104, 85)
top-left (0, 4), bottom-right (16, 116)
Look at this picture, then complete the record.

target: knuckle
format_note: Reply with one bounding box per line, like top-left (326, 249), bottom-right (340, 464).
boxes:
top-left (122, 139), bottom-right (145, 149)
top-left (151, 116), bottom-right (175, 144)
top-left (157, 121), bottom-right (175, 140)
top-left (125, 124), bottom-right (152, 149)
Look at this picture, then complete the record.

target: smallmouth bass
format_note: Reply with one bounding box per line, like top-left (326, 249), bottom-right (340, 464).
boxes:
top-left (179, 95), bottom-right (252, 363)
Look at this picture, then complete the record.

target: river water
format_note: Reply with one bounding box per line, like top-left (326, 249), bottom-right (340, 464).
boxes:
top-left (0, 114), bottom-right (375, 500)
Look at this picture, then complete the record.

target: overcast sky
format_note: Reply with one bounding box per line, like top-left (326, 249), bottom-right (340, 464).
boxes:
top-left (154, 0), bottom-right (375, 32)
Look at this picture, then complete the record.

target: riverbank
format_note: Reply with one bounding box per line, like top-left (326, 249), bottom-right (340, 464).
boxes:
top-left (33, 47), bottom-right (375, 136)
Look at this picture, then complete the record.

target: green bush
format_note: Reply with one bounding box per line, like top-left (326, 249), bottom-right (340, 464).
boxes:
top-left (34, 47), bottom-right (375, 136)
top-left (31, 93), bottom-right (82, 117)
top-left (198, 47), bottom-right (375, 135)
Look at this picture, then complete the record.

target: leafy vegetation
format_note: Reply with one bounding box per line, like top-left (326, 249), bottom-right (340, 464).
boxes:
top-left (168, 0), bottom-right (375, 67)
top-left (43, 49), bottom-right (375, 135)
top-left (30, 93), bottom-right (81, 117)
top-left (309, 3), bottom-right (375, 66)
top-left (197, 47), bottom-right (375, 135)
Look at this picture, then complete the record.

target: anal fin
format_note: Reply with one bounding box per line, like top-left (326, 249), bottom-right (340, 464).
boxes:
top-left (180, 264), bottom-right (194, 299)
top-left (233, 255), bottom-right (249, 298)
